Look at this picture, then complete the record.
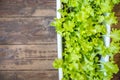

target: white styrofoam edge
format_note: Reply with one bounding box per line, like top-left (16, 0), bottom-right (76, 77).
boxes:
top-left (101, 24), bottom-right (110, 62)
top-left (105, 24), bottom-right (111, 48)
top-left (56, 0), bottom-right (63, 80)
top-left (57, 34), bottom-right (63, 80)
top-left (101, 24), bottom-right (110, 76)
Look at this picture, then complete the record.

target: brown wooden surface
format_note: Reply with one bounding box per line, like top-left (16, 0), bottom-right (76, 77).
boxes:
top-left (0, 17), bottom-right (56, 44)
top-left (113, 4), bottom-right (120, 16)
top-left (0, 45), bottom-right (57, 60)
top-left (0, 71), bottom-right (58, 80)
top-left (0, 0), bottom-right (56, 17)
top-left (0, 45), bottom-right (57, 70)
top-left (0, 0), bottom-right (58, 80)
top-left (112, 3), bottom-right (120, 80)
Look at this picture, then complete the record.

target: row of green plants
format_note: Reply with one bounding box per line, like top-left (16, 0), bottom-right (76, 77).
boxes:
top-left (52, 0), bottom-right (120, 80)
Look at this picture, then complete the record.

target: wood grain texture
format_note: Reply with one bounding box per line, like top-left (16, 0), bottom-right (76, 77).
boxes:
top-left (113, 4), bottom-right (120, 17)
top-left (0, 45), bottom-right (57, 70)
top-left (112, 54), bottom-right (120, 80)
top-left (0, 0), bottom-right (56, 17)
top-left (0, 59), bottom-right (54, 70)
top-left (112, 3), bottom-right (120, 80)
top-left (0, 0), bottom-right (58, 80)
top-left (0, 44), bottom-right (57, 60)
top-left (0, 71), bottom-right (58, 80)
top-left (114, 54), bottom-right (120, 69)
top-left (0, 17), bottom-right (56, 44)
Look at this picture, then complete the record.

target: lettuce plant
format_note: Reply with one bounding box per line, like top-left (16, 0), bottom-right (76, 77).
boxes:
top-left (52, 0), bottom-right (120, 80)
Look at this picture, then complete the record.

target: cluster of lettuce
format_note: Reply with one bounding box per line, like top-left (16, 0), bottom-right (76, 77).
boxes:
top-left (52, 0), bottom-right (120, 80)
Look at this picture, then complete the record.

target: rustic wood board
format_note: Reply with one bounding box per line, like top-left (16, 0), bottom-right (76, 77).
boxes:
top-left (0, 71), bottom-right (58, 80)
top-left (0, 44), bottom-right (57, 60)
top-left (0, 59), bottom-right (54, 70)
top-left (0, 45), bottom-right (57, 70)
top-left (0, 0), bottom-right (58, 80)
top-left (114, 54), bottom-right (120, 69)
top-left (113, 4), bottom-right (120, 17)
top-left (112, 4), bottom-right (120, 80)
top-left (0, 17), bottom-right (56, 44)
top-left (0, 0), bottom-right (56, 17)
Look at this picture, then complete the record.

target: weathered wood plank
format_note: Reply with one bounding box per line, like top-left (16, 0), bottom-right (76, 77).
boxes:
top-left (32, 9), bottom-right (56, 17)
top-left (0, 0), bottom-right (58, 80)
top-left (0, 0), bottom-right (56, 17)
top-left (113, 13), bottom-right (120, 80)
top-left (112, 71), bottom-right (120, 80)
top-left (114, 54), bottom-right (120, 68)
top-left (0, 17), bottom-right (56, 44)
top-left (112, 54), bottom-right (120, 80)
top-left (111, 6), bottom-right (120, 79)
top-left (113, 4), bottom-right (120, 17)
top-left (0, 45), bottom-right (57, 70)
top-left (0, 71), bottom-right (58, 80)
top-left (0, 59), bottom-right (54, 70)
top-left (0, 44), bottom-right (57, 60)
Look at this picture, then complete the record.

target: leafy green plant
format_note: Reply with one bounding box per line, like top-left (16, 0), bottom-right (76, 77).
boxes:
top-left (52, 0), bottom-right (120, 80)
